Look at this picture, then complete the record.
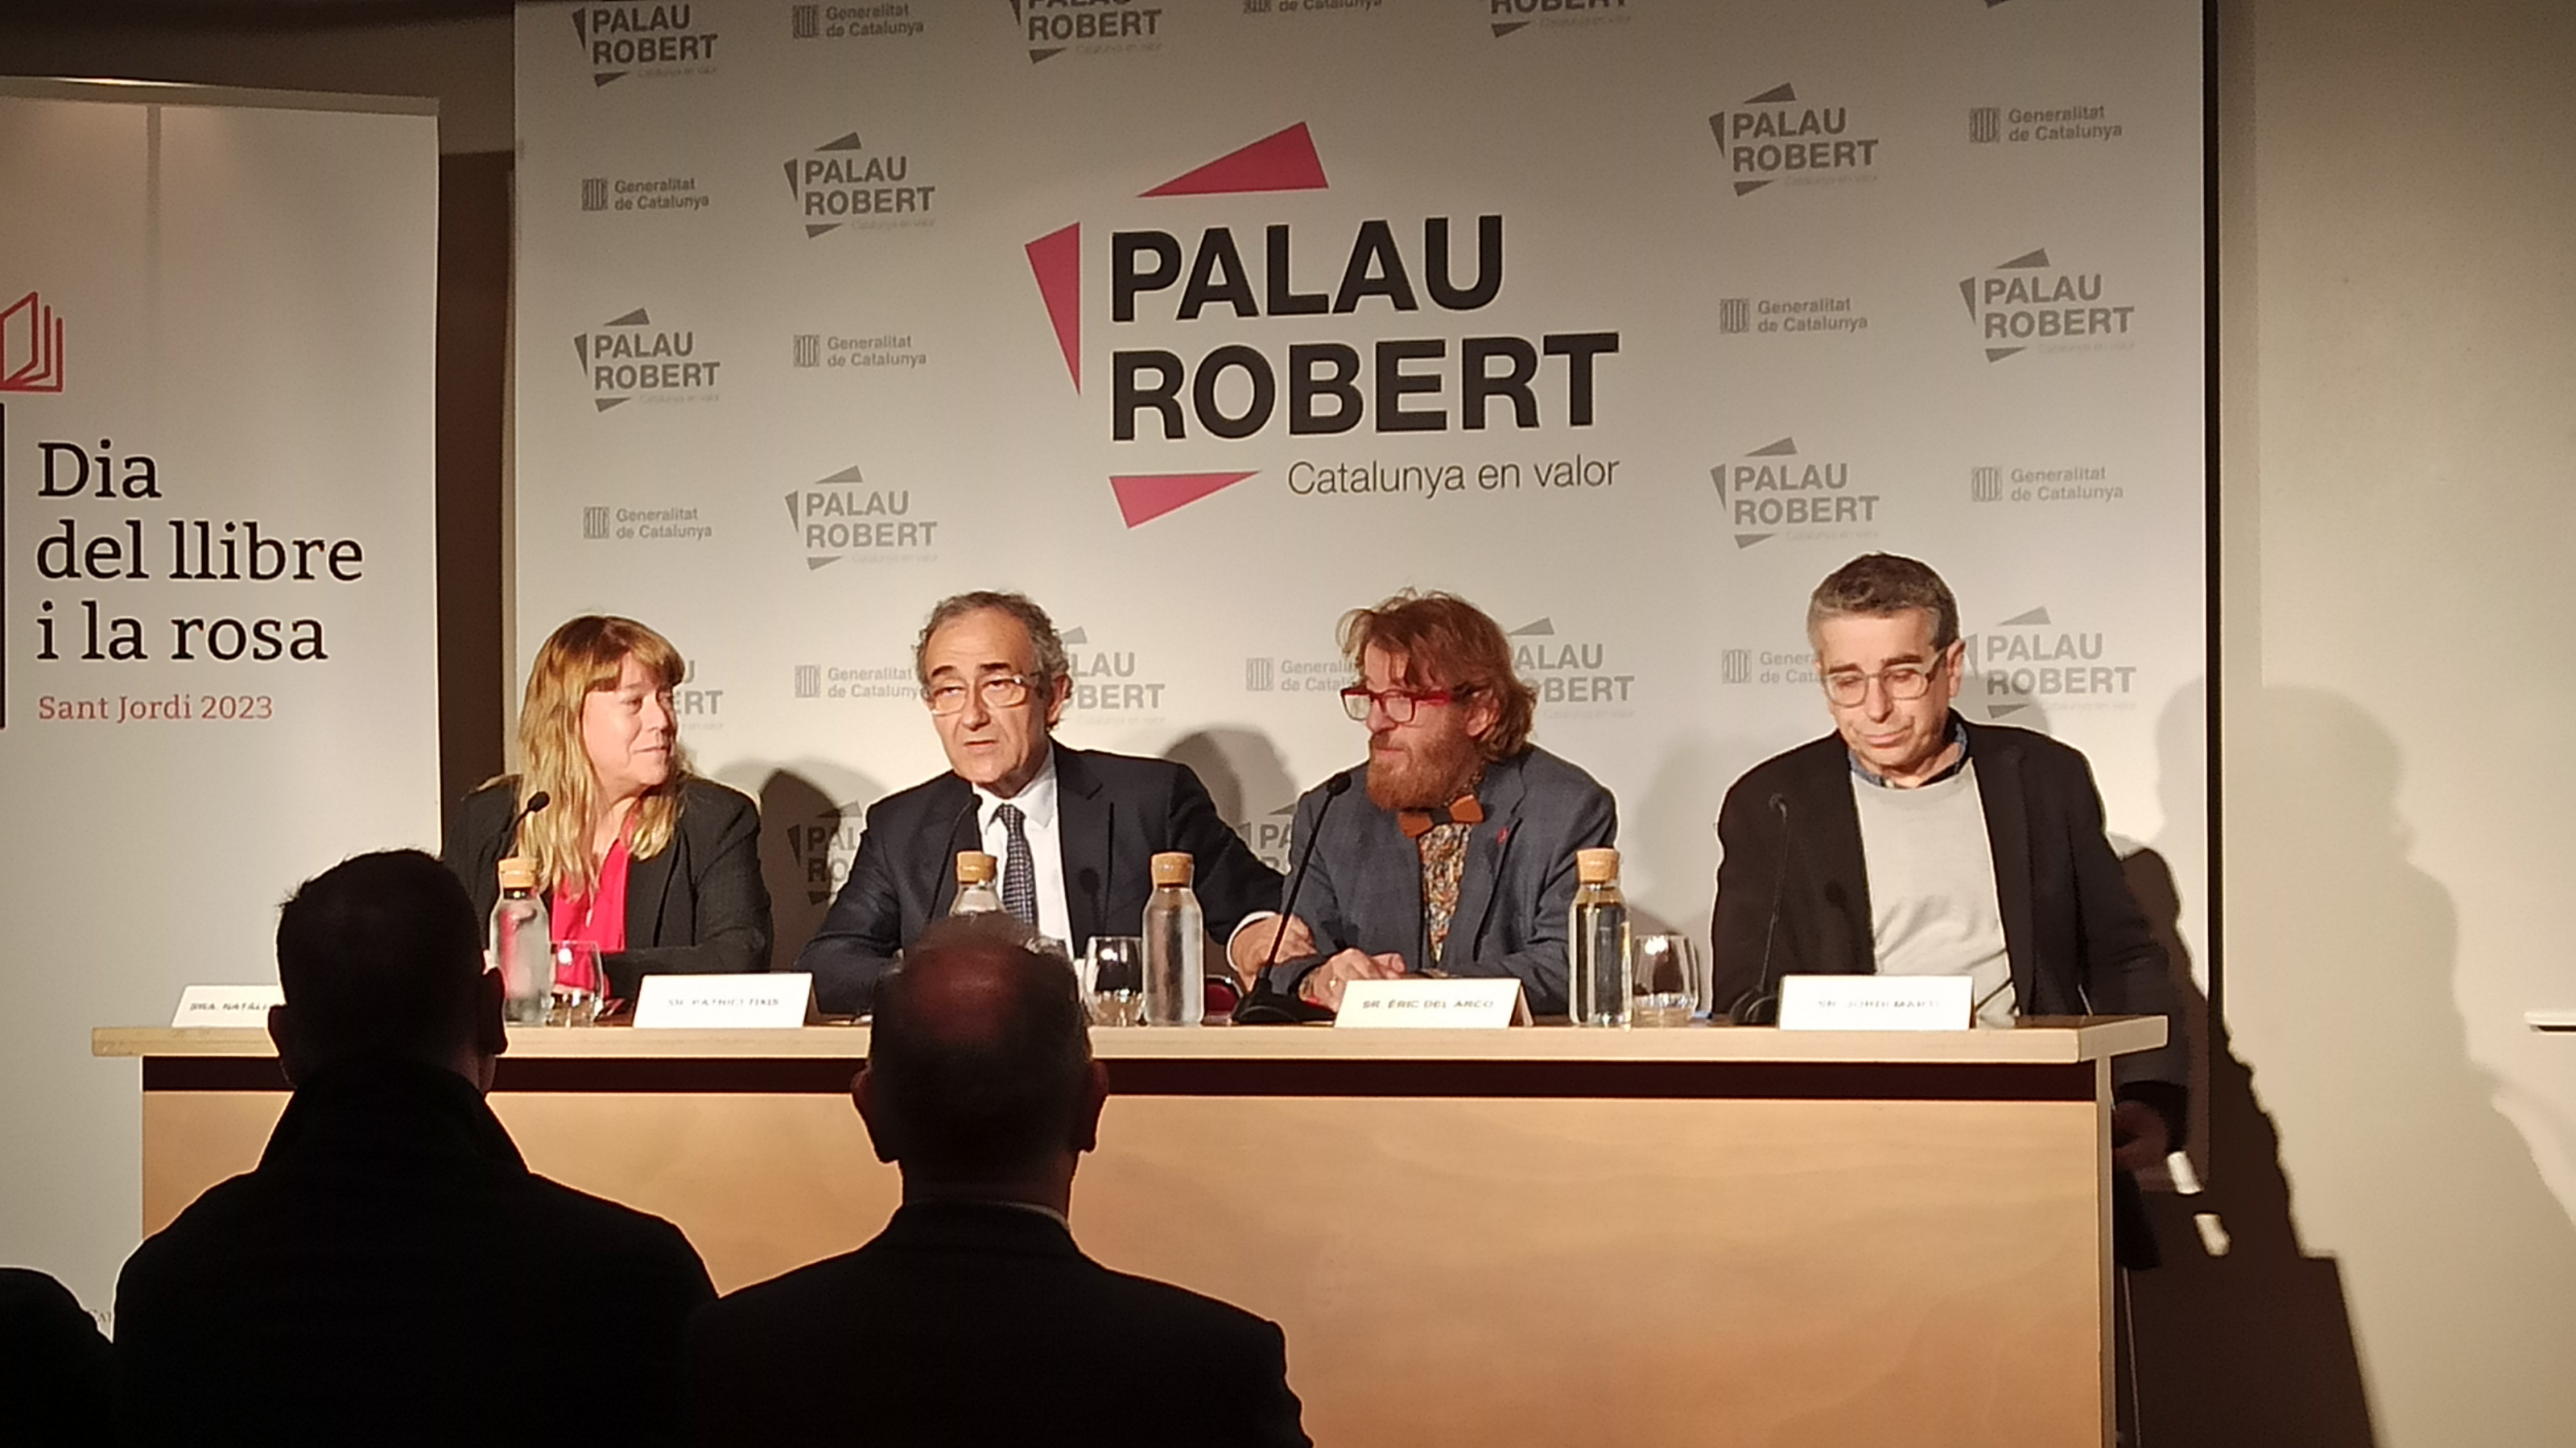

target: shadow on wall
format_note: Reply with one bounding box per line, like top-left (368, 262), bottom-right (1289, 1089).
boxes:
top-left (752, 766), bottom-right (884, 970)
top-left (2121, 840), bottom-right (2375, 1447)
top-left (1166, 727), bottom-right (1305, 873)
top-left (2128, 685), bottom-right (2576, 1446)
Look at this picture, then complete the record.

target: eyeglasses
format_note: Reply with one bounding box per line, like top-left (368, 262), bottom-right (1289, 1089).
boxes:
top-left (923, 673), bottom-right (1041, 716)
top-left (1821, 659), bottom-right (1943, 708)
top-left (1340, 686), bottom-right (1462, 724)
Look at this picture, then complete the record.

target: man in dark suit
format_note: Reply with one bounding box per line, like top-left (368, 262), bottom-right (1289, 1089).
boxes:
top-left (689, 914), bottom-right (1311, 1447)
top-left (798, 590), bottom-right (1281, 1015)
top-left (113, 851), bottom-right (715, 1446)
top-left (1239, 591), bottom-right (1617, 1019)
top-left (1709, 554), bottom-right (2188, 1176)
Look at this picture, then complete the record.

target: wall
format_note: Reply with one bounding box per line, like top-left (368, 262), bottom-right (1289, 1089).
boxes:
top-left (8, 10), bottom-right (2576, 1446)
top-left (2174, 1), bottom-right (2576, 1443)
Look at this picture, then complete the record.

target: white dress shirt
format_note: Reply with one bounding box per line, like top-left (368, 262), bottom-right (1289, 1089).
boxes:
top-left (973, 750), bottom-right (1072, 950)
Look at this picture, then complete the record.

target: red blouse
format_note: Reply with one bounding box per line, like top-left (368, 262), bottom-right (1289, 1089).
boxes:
top-left (549, 826), bottom-right (632, 993)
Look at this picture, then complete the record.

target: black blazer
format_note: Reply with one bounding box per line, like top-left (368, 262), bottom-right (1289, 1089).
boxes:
top-left (795, 745), bottom-right (1282, 1015)
top-left (686, 1200), bottom-right (1310, 1448)
top-left (1710, 719), bottom-right (2188, 1102)
top-left (444, 776), bottom-right (774, 1001)
top-left (115, 1060), bottom-right (715, 1447)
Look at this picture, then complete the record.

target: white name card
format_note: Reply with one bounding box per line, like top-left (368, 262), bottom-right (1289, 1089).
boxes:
top-left (1777, 974), bottom-right (1973, 1031)
top-left (171, 984), bottom-right (285, 1028)
top-left (1334, 978), bottom-right (1528, 1029)
top-left (633, 973), bottom-right (815, 1029)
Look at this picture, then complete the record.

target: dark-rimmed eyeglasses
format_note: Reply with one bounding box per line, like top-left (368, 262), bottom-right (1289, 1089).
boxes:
top-left (1340, 686), bottom-right (1461, 724)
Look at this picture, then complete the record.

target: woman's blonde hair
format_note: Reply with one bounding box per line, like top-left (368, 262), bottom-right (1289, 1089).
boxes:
top-left (504, 616), bottom-right (695, 895)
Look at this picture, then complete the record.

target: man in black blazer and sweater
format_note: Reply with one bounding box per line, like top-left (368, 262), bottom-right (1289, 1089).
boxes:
top-left (690, 914), bottom-right (1310, 1447)
top-left (798, 591), bottom-right (1280, 1015)
top-left (1710, 555), bottom-right (2188, 1175)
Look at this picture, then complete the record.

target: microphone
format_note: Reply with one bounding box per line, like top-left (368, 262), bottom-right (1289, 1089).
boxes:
top-left (1730, 793), bottom-right (1793, 1026)
top-left (493, 789), bottom-right (550, 863)
top-left (1232, 769), bottom-right (1353, 1026)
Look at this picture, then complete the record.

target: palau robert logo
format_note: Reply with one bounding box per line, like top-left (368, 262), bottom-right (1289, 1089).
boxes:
top-left (1706, 84), bottom-right (1881, 196)
top-left (1006, 0), bottom-right (1164, 64)
top-left (788, 2), bottom-right (925, 42)
top-left (1967, 100), bottom-right (2123, 147)
top-left (582, 173), bottom-right (707, 216)
top-left (1958, 249), bottom-right (2135, 362)
top-left (569, 4), bottom-right (719, 86)
top-left (1508, 616), bottom-right (1634, 712)
top-left (784, 133), bottom-right (937, 238)
top-left (1058, 625), bottom-right (1166, 716)
top-left (783, 466), bottom-right (941, 568)
top-left (1486, 0), bottom-right (1630, 41)
top-left (1718, 642), bottom-right (1820, 690)
top-left (1023, 121), bottom-right (1621, 529)
top-left (672, 657), bottom-right (726, 731)
top-left (2, 291), bottom-right (67, 393)
top-left (1228, 798), bottom-right (1300, 874)
top-left (784, 802), bottom-right (869, 903)
top-left (1707, 437), bottom-right (1881, 550)
top-left (1964, 606), bottom-right (2137, 719)
top-left (573, 308), bottom-right (721, 411)
top-left (1969, 460), bottom-right (2122, 505)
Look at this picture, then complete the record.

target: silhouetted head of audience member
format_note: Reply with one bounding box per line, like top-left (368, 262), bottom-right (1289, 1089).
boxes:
top-left (855, 913), bottom-right (1107, 1212)
top-left (267, 849), bottom-right (506, 1091)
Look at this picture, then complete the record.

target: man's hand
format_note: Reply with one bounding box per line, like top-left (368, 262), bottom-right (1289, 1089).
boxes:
top-left (1225, 915), bottom-right (1317, 989)
top-left (1297, 948), bottom-right (1408, 1008)
top-left (2110, 1100), bottom-right (2172, 1174)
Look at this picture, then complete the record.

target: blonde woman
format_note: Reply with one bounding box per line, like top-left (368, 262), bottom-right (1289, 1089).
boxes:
top-left (442, 616), bottom-right (772, 1005)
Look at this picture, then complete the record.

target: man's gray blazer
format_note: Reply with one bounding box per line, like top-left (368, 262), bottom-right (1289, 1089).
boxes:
top-left (1262, 746), bottom-right (1616, 1017)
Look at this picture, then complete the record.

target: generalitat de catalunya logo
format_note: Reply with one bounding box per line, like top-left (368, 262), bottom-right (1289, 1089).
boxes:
top-left (1023, 122), bottom-right (1618, 529)
top-left (2, 292), bottom-right (67, 393)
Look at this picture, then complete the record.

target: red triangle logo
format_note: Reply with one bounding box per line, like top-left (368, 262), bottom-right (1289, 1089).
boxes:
top-left (1110, 471), bottom-right (1260, 527)
top-left (1141, 123), bottom-right (1328, 198)
top-left (1025, 222), bottom-right (1081, 390)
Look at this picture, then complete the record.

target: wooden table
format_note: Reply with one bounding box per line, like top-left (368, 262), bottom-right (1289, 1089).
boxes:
top-left (95, 1018), bottom-right (2164, 1447)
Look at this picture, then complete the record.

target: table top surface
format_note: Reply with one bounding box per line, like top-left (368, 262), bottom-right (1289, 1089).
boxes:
top-left (95, 1016), bottom-right (2166, 1065)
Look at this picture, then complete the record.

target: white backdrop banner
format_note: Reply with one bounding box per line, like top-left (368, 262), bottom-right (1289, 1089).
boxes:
top-left (513, 1), bottom-right (2207, 976)
top-left (0, 80), bottom-right (440, 1313)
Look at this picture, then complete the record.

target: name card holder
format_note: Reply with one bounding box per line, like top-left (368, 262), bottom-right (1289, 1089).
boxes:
top-left (1333, 978), bottom-right (1529, 1029)
top-left (1777, 974), bottom-right (1973, 1031)
top-left (633, 973), bottom-right (817, 1029)
top-left (171, 984), bottom-right (287, 1028)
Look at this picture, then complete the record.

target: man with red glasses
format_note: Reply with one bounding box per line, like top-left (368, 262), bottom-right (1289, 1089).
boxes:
top-left (1229, 590), bottom-right (1615, 1017)
top-left (1708, 554), bottom-right (2187, 1205)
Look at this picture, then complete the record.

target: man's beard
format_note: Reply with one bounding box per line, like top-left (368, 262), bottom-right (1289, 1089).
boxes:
top-left (1365, 726), bottom-right (1483, 811)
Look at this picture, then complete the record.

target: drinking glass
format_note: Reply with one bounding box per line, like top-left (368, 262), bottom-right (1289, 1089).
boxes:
top-left (1629, 934), bottom-right (1703, 1028)
top-left (549, 941), bottom-right (606, 1027)
top-left (1084, 936), bottom-right (1146, 1028)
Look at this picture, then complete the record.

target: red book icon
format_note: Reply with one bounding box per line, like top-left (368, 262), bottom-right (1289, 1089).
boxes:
top-left (1, 291), bottom-right (65, 393)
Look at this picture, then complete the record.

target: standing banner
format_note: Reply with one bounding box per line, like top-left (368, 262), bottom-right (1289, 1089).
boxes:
top-left (515, 1), bottom-right (2206, 981)
top-left (0, 80), bottom-right (440, 1315)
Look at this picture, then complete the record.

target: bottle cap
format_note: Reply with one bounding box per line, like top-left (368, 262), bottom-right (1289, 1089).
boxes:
top-left (1150, 851), bottom-right (1195, 887)
top-left (497, 856), bottom-right (539, 892)
top-left (955, 851), bottom-right (997, 885)
top-left (1575, 847), bottom-right (1620, 885)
